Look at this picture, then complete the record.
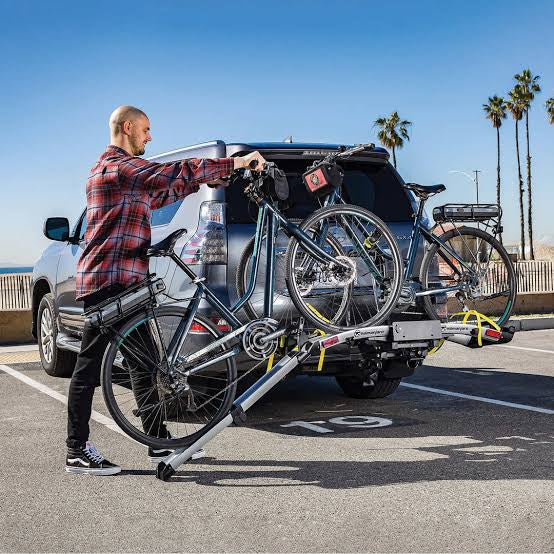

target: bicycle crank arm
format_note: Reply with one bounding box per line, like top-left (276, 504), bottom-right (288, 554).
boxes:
top-left (258, 326), bottom-right (288, 345)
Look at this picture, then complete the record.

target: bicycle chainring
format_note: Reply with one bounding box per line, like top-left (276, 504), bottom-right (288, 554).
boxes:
top-left (242, 318), bottom-right (279, 360)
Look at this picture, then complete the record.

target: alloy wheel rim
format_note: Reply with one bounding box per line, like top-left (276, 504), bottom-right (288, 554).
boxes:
top-left (40, 307), bottom-right (53, 364)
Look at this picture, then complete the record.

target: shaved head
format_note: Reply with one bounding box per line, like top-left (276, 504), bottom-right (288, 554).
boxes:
top-left (109, 105), bottom-right (148, 137)
top-left (109, 105), bottom-right (151, 156)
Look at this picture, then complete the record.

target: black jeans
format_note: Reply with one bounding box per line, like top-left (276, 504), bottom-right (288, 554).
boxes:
top-left (66, 284), bottom-right (167, 449)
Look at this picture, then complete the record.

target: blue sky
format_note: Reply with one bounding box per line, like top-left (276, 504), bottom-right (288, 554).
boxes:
top-left (1, 0), bottom-right (553, 264)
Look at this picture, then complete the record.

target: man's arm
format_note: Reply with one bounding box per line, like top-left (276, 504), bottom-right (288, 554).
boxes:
top-left (118, 156), bottom-right (235, 210)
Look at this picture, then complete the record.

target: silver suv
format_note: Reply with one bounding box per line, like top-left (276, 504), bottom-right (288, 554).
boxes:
top-left (32, 140), bottom-right (427, 399)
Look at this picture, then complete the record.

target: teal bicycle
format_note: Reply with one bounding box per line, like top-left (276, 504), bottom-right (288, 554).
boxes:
top-left (93, 157), bottom-right (404, 449)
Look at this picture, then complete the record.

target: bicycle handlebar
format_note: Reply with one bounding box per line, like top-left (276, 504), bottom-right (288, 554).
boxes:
top-left (324, 143), bottom-right (374, 163)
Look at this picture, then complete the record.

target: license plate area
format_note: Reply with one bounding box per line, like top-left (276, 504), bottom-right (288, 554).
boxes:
top-left (392, 320), bottom-right (443, 342)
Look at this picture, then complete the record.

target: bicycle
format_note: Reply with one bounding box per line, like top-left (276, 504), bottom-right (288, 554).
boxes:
top-left (236, 143), bottom-right (405, 332)
top-left (387, 184), bottom-right (516, 326)
top-left (236, 145), bottom-right (515, 328)
top-left (91, 160), bottom-right (404, 451)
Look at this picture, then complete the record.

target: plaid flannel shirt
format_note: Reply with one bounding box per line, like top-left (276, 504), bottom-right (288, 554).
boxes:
top-left (76, 145), bottom-right (234, 300)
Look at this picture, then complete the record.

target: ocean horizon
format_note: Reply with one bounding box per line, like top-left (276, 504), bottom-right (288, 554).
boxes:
top-left (0, 266), bottom-right (33, 274)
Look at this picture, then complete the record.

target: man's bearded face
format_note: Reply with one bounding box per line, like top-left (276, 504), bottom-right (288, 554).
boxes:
top-left (129, 116), bottom-right (151, 156)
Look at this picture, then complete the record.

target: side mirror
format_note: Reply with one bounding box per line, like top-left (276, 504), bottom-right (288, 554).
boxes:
top-left (43, 217), bottom-right (70, 242)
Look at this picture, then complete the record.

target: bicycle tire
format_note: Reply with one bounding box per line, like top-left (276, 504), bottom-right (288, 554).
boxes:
top-left (284, 203), bottom-right (403, 333)
top-left (419, 226), bottom-right (516, 326)
top-left (102, 307), bottom-right (237, 449)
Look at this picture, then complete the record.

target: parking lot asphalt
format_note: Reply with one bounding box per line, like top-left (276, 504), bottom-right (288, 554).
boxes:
top-left (0, 330), bottom-right (553, 553)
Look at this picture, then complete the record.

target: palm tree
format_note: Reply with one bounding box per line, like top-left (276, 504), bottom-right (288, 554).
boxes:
top-left (547, 97), bottom-right (554, 124)
top-left (483, 95), bottom-right (507, 243)
top-left (505, 85), bottom-right (527, 260)
top-left (373, 111), bottom-right (412, 168)
top-left (515, 68), bottom-right (541, 260)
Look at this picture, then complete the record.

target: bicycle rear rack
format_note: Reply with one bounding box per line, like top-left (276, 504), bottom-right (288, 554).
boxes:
top-left (155, 319), bottom-right (514, 481)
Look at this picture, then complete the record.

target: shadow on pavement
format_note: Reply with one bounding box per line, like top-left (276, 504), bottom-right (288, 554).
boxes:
top-left (167, 432), bottom-right (553, 488)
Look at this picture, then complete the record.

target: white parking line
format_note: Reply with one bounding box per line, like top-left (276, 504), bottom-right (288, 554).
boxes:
top-left (0, 363), bottom-right (131, 439)
top-left (400, 382), bottom-right (554, 414)
top-left (498, 344), bottom-right (554, 355)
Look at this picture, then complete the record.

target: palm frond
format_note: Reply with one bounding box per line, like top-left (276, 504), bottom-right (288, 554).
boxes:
top-left (515, 68), bottom-right (541, 104)
top-left (483, 95), bottom-right (506, 128)
top-left (546, 97), bottom-right (554, 125)
top-left (372, 111), bottom-right (412, 151)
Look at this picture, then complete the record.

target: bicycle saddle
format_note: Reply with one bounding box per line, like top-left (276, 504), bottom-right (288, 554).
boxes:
top-left (404, 182), bottom-right (446, 198)
top-left (147, 228), bottom-right (188, 257)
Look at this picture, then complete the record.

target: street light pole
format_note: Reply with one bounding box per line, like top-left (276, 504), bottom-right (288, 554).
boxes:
top-left (448, 170), bottom-right (481, 204)
top-left (473, 170), bottom-right (481, 204)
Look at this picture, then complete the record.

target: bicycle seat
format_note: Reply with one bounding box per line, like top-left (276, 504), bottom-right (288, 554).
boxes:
top-left (404, 182), bottom-right (446, 198)
top-left (147, 228), bottom-right (188, 257)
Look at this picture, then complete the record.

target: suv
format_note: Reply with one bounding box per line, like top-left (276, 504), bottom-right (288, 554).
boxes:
top-left (32, 141), bottom-right (428, 399)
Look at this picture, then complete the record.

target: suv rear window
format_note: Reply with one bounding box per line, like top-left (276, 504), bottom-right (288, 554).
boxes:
top-left (225, 158), bottom-right (413, 223)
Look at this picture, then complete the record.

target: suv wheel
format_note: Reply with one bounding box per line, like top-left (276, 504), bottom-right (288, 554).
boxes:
top-left (335, 372), bottom-right (401, 399)
top-left (38, 293), bottom-right (77, 378)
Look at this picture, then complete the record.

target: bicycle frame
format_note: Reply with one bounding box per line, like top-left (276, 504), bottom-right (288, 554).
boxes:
top-left (155, 194), bottom-right (364, 370)
top-left (395, 196), bottom-right (485, 298)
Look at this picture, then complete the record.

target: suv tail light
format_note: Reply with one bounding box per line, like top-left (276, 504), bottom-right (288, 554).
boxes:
top-left (180, 201), bottom-right (227, 265)
top-left (190, 317), bottom-right (231, 334)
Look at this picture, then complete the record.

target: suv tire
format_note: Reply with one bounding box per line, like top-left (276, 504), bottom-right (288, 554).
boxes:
top-left (335, 373), bottom-right (401, 399)
top-left (37, 293), bottom-right (77, 378)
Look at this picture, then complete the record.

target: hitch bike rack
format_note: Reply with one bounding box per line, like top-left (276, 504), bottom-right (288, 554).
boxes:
top-left (155, 319), bottom-right (514, 481)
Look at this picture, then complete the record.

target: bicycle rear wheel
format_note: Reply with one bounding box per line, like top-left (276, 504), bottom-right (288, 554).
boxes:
top-left (102, 306), bottom-right (237, 449)
top-left (284, 204), bottom-right (403, 333)
top-left (236, 230), bottom-right (351, 326)
top-left (419, 226), bottom-right (516, 326)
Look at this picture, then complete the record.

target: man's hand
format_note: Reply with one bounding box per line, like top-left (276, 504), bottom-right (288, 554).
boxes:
top-left (233, 151), bottom-right (267, 171)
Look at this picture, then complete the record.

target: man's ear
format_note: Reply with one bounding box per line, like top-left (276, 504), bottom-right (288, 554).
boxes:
top-left (122, 120), bottom-right (133, 136)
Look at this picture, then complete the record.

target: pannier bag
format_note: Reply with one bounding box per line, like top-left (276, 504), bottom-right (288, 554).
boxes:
top-left (302, 161), bottom-right (344, 197)
top-left (262, 163), bottom-right (289, 201)
top-left (433, 203), bottom-right (501, 223)
top-left (84, 276), bottom-right (166, 329)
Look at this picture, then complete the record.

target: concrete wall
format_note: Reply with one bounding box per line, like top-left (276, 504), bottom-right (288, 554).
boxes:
top-left (1, 291), bottom-right (554, 345)
top-left (448, 292), bottom-right (554, 317)
top-left (0, 310), bottom-right (35, 344)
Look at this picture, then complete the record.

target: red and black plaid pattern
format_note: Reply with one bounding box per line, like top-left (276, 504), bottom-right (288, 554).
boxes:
top-left (76, 145), bottom-right (234, 300)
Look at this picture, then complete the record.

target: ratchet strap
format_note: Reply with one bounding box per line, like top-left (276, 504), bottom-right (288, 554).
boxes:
top-left (450, 310), bottom-right (501, 346)
top-left (428, 338), bottom-right (445, 355)
top-left (265, 304), bottom-right (330, 372)
top-left (306, 303), bottom-right (330, 371)
top-left (266, 335), bottom-right (288, 372)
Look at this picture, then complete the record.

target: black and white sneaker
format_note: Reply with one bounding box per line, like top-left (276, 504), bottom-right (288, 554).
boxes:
top-left (65, 441), bottom-right (121, 475)
top-left (147, 446), bottom-right (206, 464)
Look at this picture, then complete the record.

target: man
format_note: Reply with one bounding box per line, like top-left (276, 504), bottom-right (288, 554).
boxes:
top-left (66, 105), bottom-right (266, 475)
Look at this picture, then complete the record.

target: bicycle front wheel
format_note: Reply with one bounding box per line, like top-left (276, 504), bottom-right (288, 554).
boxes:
top-left (284, 204), bottom-right (403, 332)
top-left (102, 306), bottom-right (237, 449)
top-left (419, 226), bottom-right (516, 326)
top-left (236, 229), bottom-right (351, 326)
